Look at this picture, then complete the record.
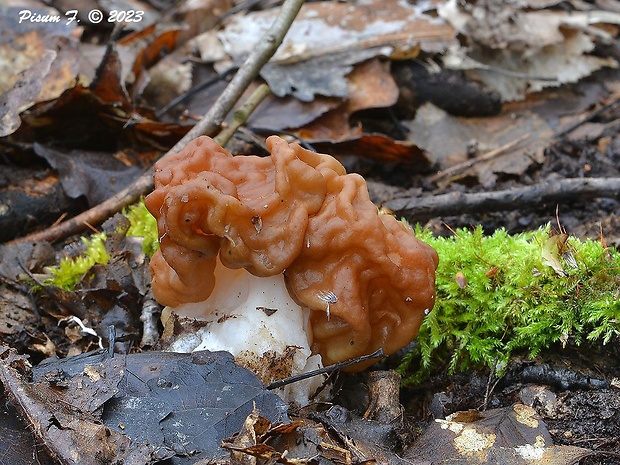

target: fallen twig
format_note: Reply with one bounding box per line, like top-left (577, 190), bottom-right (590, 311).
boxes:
top-left (265, 348), bottom-right (385, 390)
top-left (384, 177), bottom-right (620, 221)
top-left (11, 0), bottom-right (305, 245)
top-left (429, 133), bottom-right (530, 184)
top-left (429, 97), bottom-right (620, 185)
top-left (214, 83), bottom-right (272, 147)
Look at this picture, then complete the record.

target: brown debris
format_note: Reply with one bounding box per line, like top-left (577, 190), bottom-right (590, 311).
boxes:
top-left (363, 371), bottom-right (403, 424)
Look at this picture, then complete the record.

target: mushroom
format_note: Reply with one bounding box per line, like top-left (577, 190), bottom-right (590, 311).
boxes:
top-left (145, 136), bottom-right (438, 403)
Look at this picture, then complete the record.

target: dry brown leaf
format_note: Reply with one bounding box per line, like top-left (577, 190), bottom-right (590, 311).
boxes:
top-left (0, 18), bottom-right (81, 137)
top-left (143, 54), bottom-right (193, 108)
top-left (347, 58), bottom-right (399, 114)
top-left (172, 0), bottom-right (233, 39)
top-left (287, 58), bottom-right (399, 142)
top-left (404, 404), bottom-right (591, 464)
top-left (116, 24), bottom-right (184, 97)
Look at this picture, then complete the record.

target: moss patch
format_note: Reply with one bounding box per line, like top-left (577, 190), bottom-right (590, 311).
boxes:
top-left (45, 200), bottom-right (158, 290)
top-left (399, 225), bottom-right (620, 384)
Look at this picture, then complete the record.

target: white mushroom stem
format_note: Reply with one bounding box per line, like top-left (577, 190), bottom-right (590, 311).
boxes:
top-left (163, 256), bottom-right (325, 405)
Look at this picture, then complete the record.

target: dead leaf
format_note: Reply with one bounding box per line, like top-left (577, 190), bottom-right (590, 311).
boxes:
top-left (0, 5), bottom-right (78, 94)
top-left (347, 58), bottom-right (399, 113)
top-left (0, 384), bottom-right (57, 465)
top-left (34, 144), bottom-right (142, 207)
top-left (215, 0), bottom-right (456, 100)
top-left (0, 242), bottom-right (59, 356)
top-left (406, 103), bottom-right (550, 186)
top-left (438, 0), bottom-right (620, 101)
top-left (143, 53), bottom-right (193, 108)
top-left (0, 346), bottom-right (290, 465)
top-left (0, 29), bottom-right (80, 137)
top-left (248, 94), bottom-right (343, 131)
top-left (116, 24), bottom-right (184, 100)
top-left (541, 232), bottom-right (570, 276)
top-left (98, 0), bottom-right (160, 30)
top-left (0, 347), bottom-right (136, 465)
top-left (314, 134), bottom-right (428, 165)
top-left (171, 0), bottom-right (233, 39)
top-left (404, 404), bottom-right (591, 464)
top-left (274, 59), bottom-right (403, 146)
top-left (16, 43), bottom-right (189, 149)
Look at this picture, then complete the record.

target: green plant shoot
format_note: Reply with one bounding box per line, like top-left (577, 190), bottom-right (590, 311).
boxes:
top-left (46, 232), bottom-right (110, 289)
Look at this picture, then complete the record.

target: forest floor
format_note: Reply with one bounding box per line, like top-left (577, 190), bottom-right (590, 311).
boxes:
top-left (1, 0), bottom-right (620, 463)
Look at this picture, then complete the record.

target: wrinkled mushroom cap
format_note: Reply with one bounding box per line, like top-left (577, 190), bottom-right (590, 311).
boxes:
top-left (146, 136), bottom-right (438, 368)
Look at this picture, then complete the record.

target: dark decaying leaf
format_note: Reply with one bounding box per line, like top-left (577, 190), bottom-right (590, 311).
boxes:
top-left (0, 241), bottom-right (55, 281)
top-left (315, 134), bottom-right (429, 165)
top-left (0, 242), bottom-right (60, 358)
top-left (0, 346), bottom-right (289, 465)
top-left (45, 215), bottom-right (153, 354)
top-left (34, 144), bottom-right (142, 207)
top-left (0, 356), bottom-right (57, 465)
top-left (0, 285), bottom-right (57, 359)
top-left (247, 93), bottom-right (343, 132)
top-left (0, 165), bottom-right (84, 243)
top-left (403, 404), bottom-right (591, 464)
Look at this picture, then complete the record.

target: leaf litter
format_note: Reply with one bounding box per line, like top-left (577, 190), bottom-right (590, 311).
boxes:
top-left (2, 0), bottom-right (620, 463)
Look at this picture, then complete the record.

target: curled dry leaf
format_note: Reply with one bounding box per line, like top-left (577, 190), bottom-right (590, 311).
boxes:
top-left (213, 0), bottom-right (456, 100)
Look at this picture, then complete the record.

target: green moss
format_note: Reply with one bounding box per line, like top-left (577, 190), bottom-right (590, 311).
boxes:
top-left (399, 225), bottom-right (620, 384)
top-left (123, 200), bottom-right (159, 257)
top-left (46, 199), bottom-right (159, 289)
top-left (46, 232), bottom-right (110, 289)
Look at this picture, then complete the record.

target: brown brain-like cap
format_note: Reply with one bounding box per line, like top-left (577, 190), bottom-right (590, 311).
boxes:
top-left (146, 135), bottom-right (438, 367)
top-left (285, 169), bottom-right (439, 367)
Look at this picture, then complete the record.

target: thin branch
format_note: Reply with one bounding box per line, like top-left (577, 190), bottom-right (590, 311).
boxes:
top-left (11, 0), bottom-right (305, 245)
top-left (265, 348), bottom-right (385, 390)
top-left (214, 83), bottom-right (271, 147)
top-left (384, 177), bottom-right (620, 222)
top-left (429, 134), bottom-right (530, 184)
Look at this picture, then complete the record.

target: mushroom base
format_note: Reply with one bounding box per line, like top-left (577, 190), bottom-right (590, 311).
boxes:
top-left (159, 256), bottom-right (326, 405)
